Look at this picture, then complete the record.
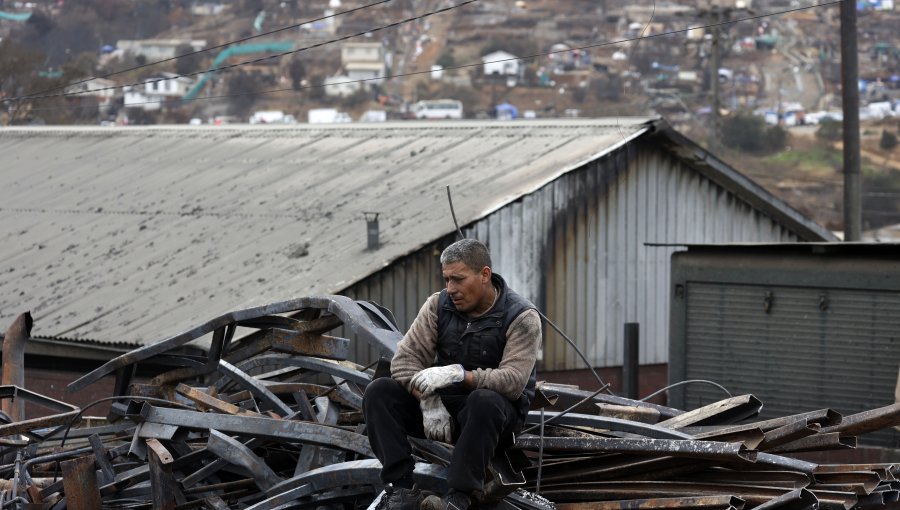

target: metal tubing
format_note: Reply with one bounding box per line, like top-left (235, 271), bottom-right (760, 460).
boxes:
top-left (752, 488), bottom-right (818, 510)
top-left (822, 402), bottom-right (900, 437)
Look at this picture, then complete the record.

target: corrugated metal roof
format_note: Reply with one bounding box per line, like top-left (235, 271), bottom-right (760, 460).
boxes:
top-left (1, 119), bottom-right (662, 346)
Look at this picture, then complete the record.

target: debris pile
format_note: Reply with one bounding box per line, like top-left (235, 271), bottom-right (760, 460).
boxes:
top-left (1, 296), bottom-right (899, 509)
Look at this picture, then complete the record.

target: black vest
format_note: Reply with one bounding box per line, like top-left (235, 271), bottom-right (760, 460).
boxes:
top-left (435, 273), bottom-right (537, 420)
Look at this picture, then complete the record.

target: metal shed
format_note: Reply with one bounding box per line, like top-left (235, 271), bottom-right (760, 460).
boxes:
top-left (669, 243), bottom-right (900, 447)
top-left (0, 119), bottom-right (833, 378)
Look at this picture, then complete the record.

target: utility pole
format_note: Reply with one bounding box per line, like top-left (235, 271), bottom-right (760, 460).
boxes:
top-left (710, 4), bottom-right (721, 153)
top-left (840, 0), bottom-right (861, 241)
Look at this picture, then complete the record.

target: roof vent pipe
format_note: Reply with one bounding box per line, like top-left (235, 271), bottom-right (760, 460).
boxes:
top-left (364, 212), bottom-right (380, 250)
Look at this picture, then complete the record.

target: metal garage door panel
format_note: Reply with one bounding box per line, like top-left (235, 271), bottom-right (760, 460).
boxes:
top-left (684, 282), bottom-right (900, 447)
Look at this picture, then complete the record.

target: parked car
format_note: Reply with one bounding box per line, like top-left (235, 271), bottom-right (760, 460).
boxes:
top-left (413, 99), bottom-right (463, 120)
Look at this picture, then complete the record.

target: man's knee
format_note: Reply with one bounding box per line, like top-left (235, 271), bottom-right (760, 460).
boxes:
top-left (465, 389), bottom-right (510, 415)
top-left (363, 377), bottom-right (407, 407)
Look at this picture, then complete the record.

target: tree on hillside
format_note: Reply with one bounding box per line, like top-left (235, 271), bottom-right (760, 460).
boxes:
top-left (721, 114), bottom-right (788, 155)
top-left (175, 44), bottom-right (204, 75)
top-left (226, 70), bottom-right (264, 117)
top-left (288, 59), bottom-right (306, 91)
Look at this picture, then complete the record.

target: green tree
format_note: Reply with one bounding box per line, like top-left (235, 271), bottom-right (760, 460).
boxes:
top-left (288, 59), bottom-right (306, 91)
top-left (880, 130), bottom-right (898, 151)
top-left (815, 118), bottom-right (842, 142)
top-left (721, 114), bottom-right (788, 154)
top-left (174, 44), bottom-right (204, 76)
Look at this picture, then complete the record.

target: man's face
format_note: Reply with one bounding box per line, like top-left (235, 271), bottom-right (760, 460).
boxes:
top-left (442, 261), bottom-right (489, 314)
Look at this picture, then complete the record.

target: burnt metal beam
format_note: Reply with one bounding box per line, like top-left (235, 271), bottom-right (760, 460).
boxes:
top-left (658, 395), bottom-right (763, 429)
top-left (60, 455), bottom-right (102, 510)
top-left (554, 494), bottom-right (745, 510)
top-left (513, 436), bottom-right (757, 462)
top-left (68, 296), bottom-right (402, 393)
top-left (524, 412), bottom-right (692, 440)
top-left (216, 359), bottom-right (293, 417)
top-left (138, 404), bottom-right (373, 456)
top-left (206, 430), bottom-right (281, 491)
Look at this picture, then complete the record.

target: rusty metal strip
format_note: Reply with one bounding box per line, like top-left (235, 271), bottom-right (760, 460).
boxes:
top-left (175, 383), bottom-right (263, 417)
top-left (258, 460), bottom-right (448, 506)
top-left (594, 403), bottom-right (661, 424)
top-left (206, 430), bottom-right (281, 491)
top-left (682, 409), bottom-right (842, 436)
top-left (691, 427), bottom-right (766, 450)
top-left (821, 402), bottom-right (900, 436)
top-left (752, 488), bottom-right (818, 510)
top-left (216, 359), bottom-right (293, 417)
top-left (815, 464), bottom-right (896, 481)
top-left (524, 411), bottom-right (693, 440)
top-left (657, 395), bottom-right (763, 429)
top-left (67, 295), bottom-right (402, 392)
top-left (267, 328), bottom-right (351, 360)
top-left (537, 382), bottom-right (683, 419)
top-left (87, 434), bottom-right (116, 485)
top-left (767, 433), bottom-right (856, 453)
top-left (513, 436), bottom-right (757, 462)
top-left (675, 469), bottom-right (811, 489)
top-left (60, 455), bottom-right (102, 510)
top-left (147, 439), bottom-right (180, 510)
top-left (554, 494), bottom-right (744, 510)
top-left (138, 404), bottom-right (373, 456)
top-left (220, 355), bottom-right (372, 390)
top-left (758, 419), bottom-right (821, 450)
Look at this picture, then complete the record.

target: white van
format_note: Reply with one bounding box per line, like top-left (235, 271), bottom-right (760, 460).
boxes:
top-left (413, 99), bottom-right (463, 120)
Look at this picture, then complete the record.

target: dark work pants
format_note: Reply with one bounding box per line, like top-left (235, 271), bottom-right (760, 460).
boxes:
top-left (363, 377), bottom-right (520, 494)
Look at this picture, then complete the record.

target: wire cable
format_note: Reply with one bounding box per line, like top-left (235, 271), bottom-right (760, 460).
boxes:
top-left (11, 0), bottom-right (394, 101)
top-left (7, 0), bottom-right (839, 114)
top-left (639, 379), bottom-right (732, 402)
top-left (4, 0), bottom-right (481, 104)
top-left (537, 310), bottom-right (613, 394)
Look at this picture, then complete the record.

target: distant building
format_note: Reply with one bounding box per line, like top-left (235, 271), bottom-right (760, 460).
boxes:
top-left (341, 42), bottom-right (385, 85)
top-left (117, 39), bottom-right (207, 61)
top-left (482, 50), bottom-right (519, 76)
top-left (65, 78), bottom-right (119, 113)
top-left (123, 73), bottom-right (195, 111)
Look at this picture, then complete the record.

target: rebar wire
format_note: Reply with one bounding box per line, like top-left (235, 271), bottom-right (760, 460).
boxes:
top-left (537, 310), bottom-right (614, 394)
top-left (521, 384), bottom-right (608, 435)
top-left (446, 186), bottom-right (465, 240)
top-left (639, 379), bottom-right (732, 402)
top-left (535, 407), bottom-right (546, 495)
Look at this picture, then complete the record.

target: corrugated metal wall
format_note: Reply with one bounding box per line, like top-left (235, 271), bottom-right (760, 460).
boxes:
top-left (342, 139), bottom-right (803, 371)
top-left (679, 280), bottom-right (900, 447)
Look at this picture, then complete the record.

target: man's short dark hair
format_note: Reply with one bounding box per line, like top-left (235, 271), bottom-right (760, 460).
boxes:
top-left (440, 239), bottom-right (492, 272)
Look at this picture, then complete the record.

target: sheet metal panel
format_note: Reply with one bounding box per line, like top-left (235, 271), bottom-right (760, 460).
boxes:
top-left (0, 121), bottom-right (650, 345)
top-left (683, 282), bottom-right (900, 447)
top-left (344, 141), bottom-right (809, 370)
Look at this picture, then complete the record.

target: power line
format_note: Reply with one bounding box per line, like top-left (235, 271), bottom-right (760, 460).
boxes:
top-left (4, 0), bottom-right (480, 104)
top-left (10, 0), bottom-right (841, 114)
top-left (8, 0), bottom-right (394, 101)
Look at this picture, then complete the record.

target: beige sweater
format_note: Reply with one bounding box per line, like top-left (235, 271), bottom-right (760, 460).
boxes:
top-left (391, 292), bottom-right (542, 401)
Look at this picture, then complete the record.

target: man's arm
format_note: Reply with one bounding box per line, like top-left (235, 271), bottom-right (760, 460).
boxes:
top-left (464, 309), bottom-right (542, 400)
top-left (390, 293), bottom-right (441, 390)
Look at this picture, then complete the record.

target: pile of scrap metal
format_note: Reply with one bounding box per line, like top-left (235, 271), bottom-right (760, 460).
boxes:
top-left (1, 296), bottom-right (900, 509)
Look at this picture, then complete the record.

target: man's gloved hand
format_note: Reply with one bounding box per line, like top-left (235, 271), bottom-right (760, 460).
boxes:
top-left (420, 394), bottom-right (452, 443)
top-left (410, 364), bottom-right (465, 396)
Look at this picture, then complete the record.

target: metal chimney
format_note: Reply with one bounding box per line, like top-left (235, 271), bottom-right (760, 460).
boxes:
top-left (364, 212), bottom-right (380, 250)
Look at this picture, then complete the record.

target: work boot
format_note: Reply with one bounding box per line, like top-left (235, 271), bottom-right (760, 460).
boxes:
top-left (376, 485), bottom-right (427, 510)
top-left (421, 490), bottom-right (471, 510)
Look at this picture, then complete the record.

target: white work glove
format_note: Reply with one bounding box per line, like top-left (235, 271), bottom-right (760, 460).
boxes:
top-left (420, 394), bottom-right (453, 443)
top-left (410, 364), bottom-right (465, 396)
